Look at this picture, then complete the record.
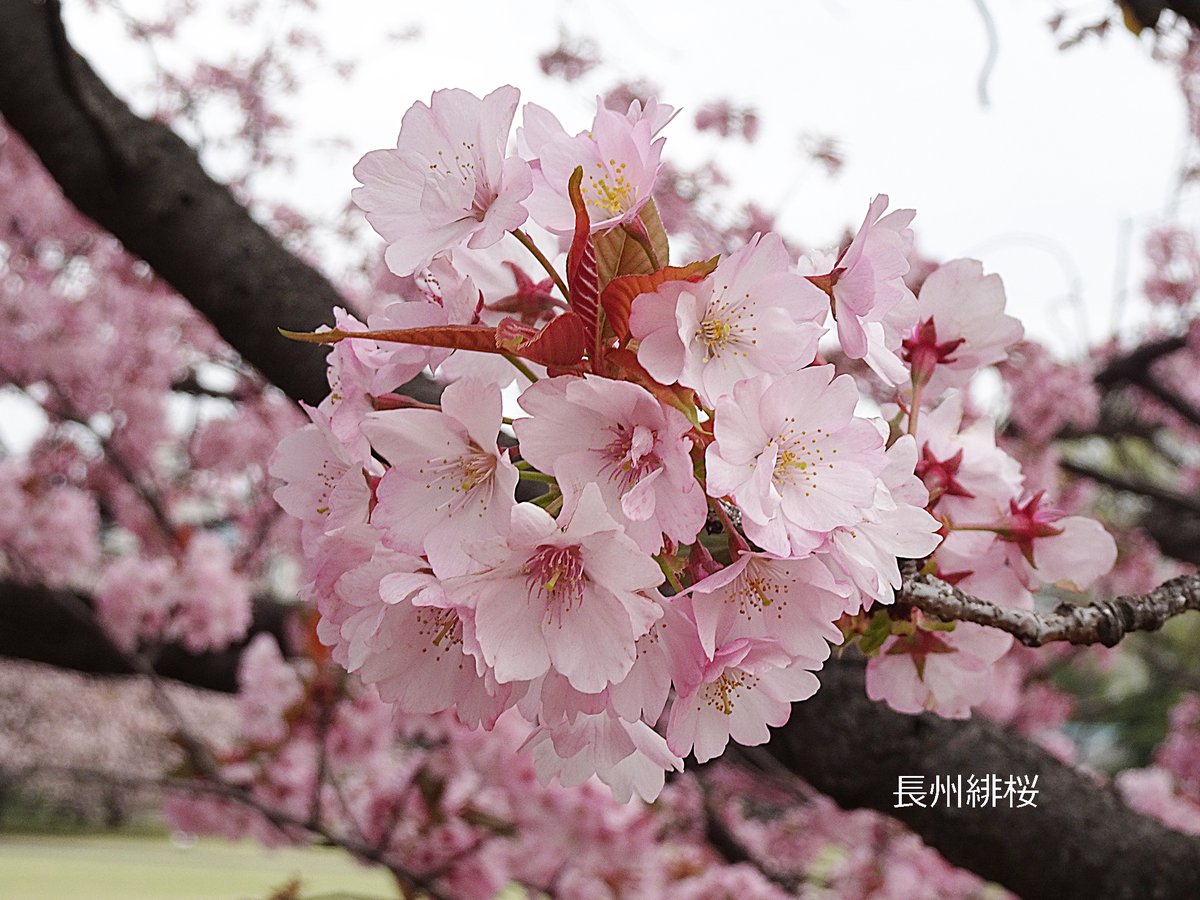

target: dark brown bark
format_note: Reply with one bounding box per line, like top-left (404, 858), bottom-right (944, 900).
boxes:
top-left (0, 579), bottom-right (293, 694)
top-left (764, 662), bottom-right (1200, 900)
top-left (2, 1), bottom-right (1200, 895)
top-left (0, 0), bottom-right (338, 405)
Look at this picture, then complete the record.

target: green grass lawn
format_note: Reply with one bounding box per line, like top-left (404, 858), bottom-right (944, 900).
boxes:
top-left (0, 833), bottom-right (398, 899)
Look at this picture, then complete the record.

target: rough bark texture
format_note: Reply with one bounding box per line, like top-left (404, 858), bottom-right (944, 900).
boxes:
top-left (0, 580), bottom-right (293, 694)
top-left (0, 0), bottom-right (337, 405)
top-left (902, 572), bottom-right (1200, 647)
top-left (3, 1), bottom-right (1200, 896)
top-left (766, 662), bottom-right (1200, 900)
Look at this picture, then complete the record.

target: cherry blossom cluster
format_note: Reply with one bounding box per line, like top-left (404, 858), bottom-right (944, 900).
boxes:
top-left (271, 85), bottom-right (1121, 802)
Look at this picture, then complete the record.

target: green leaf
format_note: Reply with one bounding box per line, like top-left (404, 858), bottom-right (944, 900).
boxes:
top-left (594, 199), bottom-right (670, 288)
top-left (858, 609), bottom-right (895, 657)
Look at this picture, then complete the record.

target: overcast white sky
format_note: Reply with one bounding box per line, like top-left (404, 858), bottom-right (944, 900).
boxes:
top-left (62, 0), bottom-right (1193, 359)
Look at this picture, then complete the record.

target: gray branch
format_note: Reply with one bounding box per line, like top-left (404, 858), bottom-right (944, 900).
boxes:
top-left (902, 572), bottom-right (1200, 647)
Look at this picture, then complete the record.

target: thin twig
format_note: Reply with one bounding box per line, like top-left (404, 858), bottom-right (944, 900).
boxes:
top-left (970, 0), bottom-right (1000, 107)
top-left (1059, 457), bottom-right (1200, 518)
top-left (1132, 372), bottom-right (1200, 432)
top-left (694, 766), bottom-right (803, 894)
top-left (43, 587), bottom-right (219, 777)
top-left (512, 228), bottom-right (569, 301)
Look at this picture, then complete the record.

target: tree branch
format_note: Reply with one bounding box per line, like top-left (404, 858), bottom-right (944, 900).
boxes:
top-left (0, 579), bottom-right (294, 693)
top-left (901, 571), bottom-right (1200, 647)
top-left (1131, 372), bottom-right (1200, 431)
top-left (1058, 457), bottom-right (1200, 518)
top-left (763, 660), bottom-right (1200, 900)
top-left (0, 0), bottom-right (339, 405)
top-left (1095, 333), bottom-right (1188, 387)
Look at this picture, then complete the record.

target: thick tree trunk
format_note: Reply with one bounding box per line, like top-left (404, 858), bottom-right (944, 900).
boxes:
top-left (0, 0), bottom-right (338, 405)
top-left (765, 662), bottom-right (1200, 900)
top-left (2, 1), bottom-right (1200, 895)
top-left (0, 579), bottom-right (292, 694)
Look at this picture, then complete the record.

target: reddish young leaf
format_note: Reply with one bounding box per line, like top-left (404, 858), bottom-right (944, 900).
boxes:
top-left (283, 313), bottom-right (585, 368)
top-left (566, 166), bottom-right (601, 359)
top-left (497, 311), bottom-right (586, 367)
top-left (280, 324), bottom-right (500, 352)
top-left (600, 256), bottom-right (720, 341)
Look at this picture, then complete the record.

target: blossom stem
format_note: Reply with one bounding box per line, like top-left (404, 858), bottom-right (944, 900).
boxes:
top-left (907, 379), bottom-right (926, 436)
top-left (512, 228), bottom-right (570, 301)
top-left (519, 470), bottom-right (558, 485)
top-left (656, 556), bottom-right (684, 593)
top-left (503, 354), bottom-right (539, 383)
top-left (530, 488), bottom-right (561, 509)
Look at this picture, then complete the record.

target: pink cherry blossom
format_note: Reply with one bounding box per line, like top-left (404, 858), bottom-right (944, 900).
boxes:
top-left (514, 374), bottom-right (706, 553)
top-left (704, 368), bottom-right (889, 557)
top-left (666, 633), bottom-right (820, 763)
top-left (685, 552), bottom-right (848, 661)
top-left (903, 258), bottom-right (1024, 393)
top-left (913, 391), bottom-right (1024, 518)
top-left (269, 402), bottom-right (376, 539)
top-left (630, 232), bottom-right (827, 405)
top-left (607, 615), bottom-right (680, 725)
top-left (824, 436), bottom-right (943, 611)
top-left (353, 85), bottom-right (533, 276)
top-left (1000, 342), bottom-right (1101, 445)
top-left (328, 546), bottom-right (515, 730)
top-left (811, 195), bottom-right (916, 380)
top-left (1018, 507), bottom-right (1119, 592)
top-left (445, 483), bottom-right (664, 693)
top-left (866, 618), bottom-right (1013, 719)
top-left (523, 708), bottom-right (683, 803)
top-left (522, 97), bottom-right (669, 233)
top-left (363, 377), bottom-right (518, 576)
top-left (1118, 767), bottom-right (1200, 836)
top-left (94, 534), bottom-right (252, 655)
top-left (320, 306), bottom-right (440, 455)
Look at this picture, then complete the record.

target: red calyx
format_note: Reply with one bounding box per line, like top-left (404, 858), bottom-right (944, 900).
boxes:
top-left (915, 443), bottom-right (975, 508)
top-left (902, 318), bottom-right (965, 385)
top-left (996, 491), bottom-right (1065, 566)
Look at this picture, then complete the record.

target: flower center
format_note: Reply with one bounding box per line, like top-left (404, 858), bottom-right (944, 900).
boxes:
top-left (769, 419), bottom-right (832, 497)
top-left (695, 287), bottom-right (756, 361)
top-left (414, 607), bottom-right (463, 661)
top-left (732, 563), bottom-right (790, 616)
top-left (701, 668), bottom-right (759, 716)
top-left (428, 141), bottom-right (494, 220)
top-left (523, 544), bottom-right (587, 614)
top-left (599, 423), bottom-right (659, 491)
top-left (580, 159), bottom-right (634, 218)
top-left (417, 446), bottom-right (497, 515)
